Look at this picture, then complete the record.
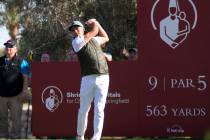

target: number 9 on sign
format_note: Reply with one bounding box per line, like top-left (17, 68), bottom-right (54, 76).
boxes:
top-left (148, 76), bottom-right (158, 91)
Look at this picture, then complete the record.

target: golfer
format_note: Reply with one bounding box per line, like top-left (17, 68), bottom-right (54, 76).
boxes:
top-left (69, 19), bottom-right (109, 140)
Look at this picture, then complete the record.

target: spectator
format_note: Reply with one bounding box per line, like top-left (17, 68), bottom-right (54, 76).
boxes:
top-left (41, 53), bottom-right (50, 62)
top-left (128, 48), bottom-right (138, 61)
top-left (0, 39), bottom-right (29, 138)
top-left (121, 47), bottom-right (138, 60)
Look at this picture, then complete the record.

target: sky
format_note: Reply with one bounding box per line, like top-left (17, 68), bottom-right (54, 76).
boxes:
top-left (0, 26), bottom-right (10, 48)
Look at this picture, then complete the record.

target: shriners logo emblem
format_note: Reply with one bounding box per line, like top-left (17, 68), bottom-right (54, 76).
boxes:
top-left (41, 86), bottom-right (63, 112)
top-left (151, 0), bottom-right (198, 49)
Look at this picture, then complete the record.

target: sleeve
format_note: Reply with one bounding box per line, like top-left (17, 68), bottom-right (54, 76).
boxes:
top-left (72, 36), bottom-right (86, 52)
top-left (93, 37), bottom-right (102, 46)
top-left (20, 59), bottom-right (30, 75)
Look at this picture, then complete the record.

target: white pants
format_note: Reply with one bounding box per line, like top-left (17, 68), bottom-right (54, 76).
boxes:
top-left (77, 74), bottom-right (109, 140)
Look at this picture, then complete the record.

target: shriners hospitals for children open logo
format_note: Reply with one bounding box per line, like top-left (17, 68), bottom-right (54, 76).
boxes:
top-left (151, 0), bottom-right (197, 49)
top-left (41, 86), bottom-right (63, 112)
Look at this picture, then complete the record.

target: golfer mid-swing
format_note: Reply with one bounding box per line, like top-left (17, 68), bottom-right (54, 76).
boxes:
top-left (69, 19), bottom-right (109, 140)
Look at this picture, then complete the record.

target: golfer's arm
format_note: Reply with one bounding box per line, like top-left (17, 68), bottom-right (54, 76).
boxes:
top-left (97, 22), bottom-right (109, 45)
top-left (84, 22), bottom-right (99, 43)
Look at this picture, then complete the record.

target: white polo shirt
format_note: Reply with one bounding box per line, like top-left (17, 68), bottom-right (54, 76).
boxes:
top-left (72, 36), bottom-right (102, 52)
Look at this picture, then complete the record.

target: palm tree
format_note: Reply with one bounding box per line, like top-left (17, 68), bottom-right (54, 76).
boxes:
top-left (0, 0), bottom-right (22, 39)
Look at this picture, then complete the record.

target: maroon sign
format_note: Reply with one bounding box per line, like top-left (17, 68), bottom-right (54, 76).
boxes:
top-left (32, 62), bottom-right (140, 137)
top-left (138, 0), bottom-right (210, 137)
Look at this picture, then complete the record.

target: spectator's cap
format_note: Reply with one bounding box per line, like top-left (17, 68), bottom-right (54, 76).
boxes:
top-left (4, 39), bottom-right (16, 48)
top-left (128, 48), bottom-right (138, 53)
top-left (69, 21), bottom-right (84, 31)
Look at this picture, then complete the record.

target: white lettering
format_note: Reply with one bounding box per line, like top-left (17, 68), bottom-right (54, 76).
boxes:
top-left (66, 99), bottom-right (74, 104)
top-left (186, 79), bottom-right (195, 88)
top-left (171, 107), bottom-right (207, 117)
top-left (171, 108), bottom-right (179, 116)
top-left (107, 92), bottom-right (121, 98)
top-left (66, 92), bottom-right (80, 98)
top-left (171, 79), bottom-right (177, 88)
top-left (200, 108), bottom-right (206, 117)
top-left (178, 79), bottom-right (185, 88)
top-left (106, 98), bottom-right (129, 104)
top-left (74, 98), bottom-right (80, 104)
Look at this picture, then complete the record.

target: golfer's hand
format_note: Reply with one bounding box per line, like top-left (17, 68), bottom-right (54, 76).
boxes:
top-left (85, 19), bottom-right (98, 26)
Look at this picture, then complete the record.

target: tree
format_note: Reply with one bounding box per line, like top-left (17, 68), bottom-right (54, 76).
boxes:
top-left (0, 0), bottom-right (137, 61)
top-left (0, 0), bottom-right (23, 39)
top-left (18, 0), bottom-right (81, 61)
top-left (78, 0), bottom-right (137, 60)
